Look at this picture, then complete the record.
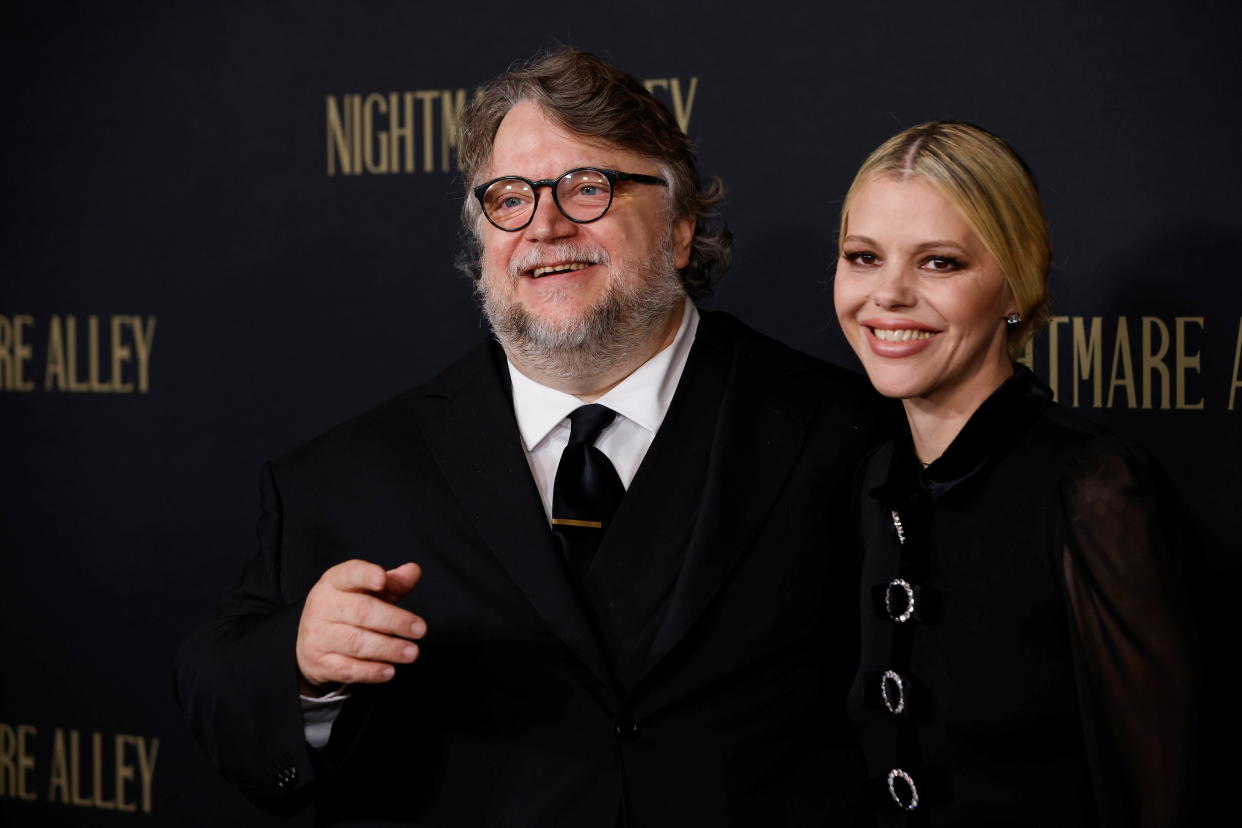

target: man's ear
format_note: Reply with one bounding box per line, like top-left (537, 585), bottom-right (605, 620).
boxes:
top-left (672, 216), bottom-right (695, 270)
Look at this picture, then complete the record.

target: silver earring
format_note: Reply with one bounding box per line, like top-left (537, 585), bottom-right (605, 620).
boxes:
top-left (1005, 313), bottom-right (1022, 326)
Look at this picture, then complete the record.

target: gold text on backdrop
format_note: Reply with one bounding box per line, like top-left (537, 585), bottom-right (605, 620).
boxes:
top-left (0, 723), bottom-right (158, 814)
top-left (1018, 314), bottom-right (1242, 410)
top-left (325, 77), bottom-right (698, 176)
top-left (0, 315), bottom-right (156, 393)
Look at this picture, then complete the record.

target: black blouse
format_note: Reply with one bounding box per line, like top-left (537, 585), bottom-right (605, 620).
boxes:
top-left (848, 365), bottom-right (1197, 826)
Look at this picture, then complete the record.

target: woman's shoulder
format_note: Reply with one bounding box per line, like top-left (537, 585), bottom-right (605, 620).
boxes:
top-left (1028, 401), bottom-right (1154, 464)
top-left (1027, 403), bottom-right (1168, 510)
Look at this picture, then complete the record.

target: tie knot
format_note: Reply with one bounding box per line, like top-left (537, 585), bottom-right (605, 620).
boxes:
top-left (567, 404), bottom-right (616, 447)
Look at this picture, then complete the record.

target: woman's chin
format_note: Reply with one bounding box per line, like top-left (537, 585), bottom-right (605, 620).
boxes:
top-left (859, 367), bottom-right (933, 401)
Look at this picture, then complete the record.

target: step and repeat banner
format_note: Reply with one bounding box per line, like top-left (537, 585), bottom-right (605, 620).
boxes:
top-left (3, 1), bottom-right (1239, 824)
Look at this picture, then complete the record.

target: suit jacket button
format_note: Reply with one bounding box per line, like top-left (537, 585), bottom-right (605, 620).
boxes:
top-left (275, 766), bottom-right (298, 789)
top-left (615, 719), bottom-right (639, 740)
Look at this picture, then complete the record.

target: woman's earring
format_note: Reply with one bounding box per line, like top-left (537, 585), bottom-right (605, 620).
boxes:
top-left (1005, 312), bottom-right (1022, 326)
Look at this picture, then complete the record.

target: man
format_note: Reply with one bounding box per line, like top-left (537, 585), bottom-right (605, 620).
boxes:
top-left (177, 48), bottom-right (879, 826)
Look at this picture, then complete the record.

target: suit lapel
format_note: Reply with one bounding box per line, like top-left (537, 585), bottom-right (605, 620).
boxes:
top-left (644, 316), bottom-right (820, 676)
top-left (584, 322), bottom-right (729, 686)
top-left (412, 344), bottom-right (617, 696)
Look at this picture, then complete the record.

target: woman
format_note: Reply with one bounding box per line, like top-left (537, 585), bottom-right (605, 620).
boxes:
top-left (834, 121), bottom-right (1196, 826)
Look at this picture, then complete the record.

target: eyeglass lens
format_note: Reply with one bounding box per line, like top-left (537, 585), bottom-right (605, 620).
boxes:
top-left (481, 169), bottom-right (613, 229)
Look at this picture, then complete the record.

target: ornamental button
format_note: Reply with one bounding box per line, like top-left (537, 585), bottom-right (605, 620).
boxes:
top-left (887, 768), bottom-right (919, 811)
top-left (615, 718), bottom-right (640, 740)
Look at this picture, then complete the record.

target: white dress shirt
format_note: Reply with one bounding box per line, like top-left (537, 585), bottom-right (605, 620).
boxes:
top-left (508, 298), bottom-right (699, 519)
top-left (302, 299), bottom-right (700, 748)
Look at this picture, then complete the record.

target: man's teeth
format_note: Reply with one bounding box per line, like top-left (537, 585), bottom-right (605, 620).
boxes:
top-left (872, 328), bottom-right (935, 342)
top-left (531, 262), bottom-right (592, 278)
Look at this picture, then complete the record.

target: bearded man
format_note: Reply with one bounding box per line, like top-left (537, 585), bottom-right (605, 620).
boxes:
top-left (177, 49), bottom-right (879, 827)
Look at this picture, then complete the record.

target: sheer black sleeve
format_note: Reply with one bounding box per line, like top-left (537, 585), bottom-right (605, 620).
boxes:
top-left (1058, 438), bottom-right (1199, 827)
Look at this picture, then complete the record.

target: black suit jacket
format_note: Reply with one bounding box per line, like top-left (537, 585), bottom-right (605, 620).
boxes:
top-left (176, 311), bottom-right (882, 827)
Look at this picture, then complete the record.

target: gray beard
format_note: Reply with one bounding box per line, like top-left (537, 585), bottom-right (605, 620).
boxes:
top-left (477, 238), bottom-right (686, 382)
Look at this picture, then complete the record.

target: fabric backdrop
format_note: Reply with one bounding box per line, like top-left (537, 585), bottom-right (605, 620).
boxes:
top-left (2, 1), bottom-right (1238, 824)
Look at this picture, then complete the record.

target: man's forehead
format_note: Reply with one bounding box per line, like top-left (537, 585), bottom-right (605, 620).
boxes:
top-left (487, 100), bottom-right (654, 177)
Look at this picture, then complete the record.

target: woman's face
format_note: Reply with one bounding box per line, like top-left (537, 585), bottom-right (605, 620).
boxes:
top-left (834, 175), bottom-right (1015, 407)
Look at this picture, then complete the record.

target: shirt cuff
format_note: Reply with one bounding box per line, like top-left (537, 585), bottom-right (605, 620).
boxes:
top-left (300, 688), bottom-right (350, 749)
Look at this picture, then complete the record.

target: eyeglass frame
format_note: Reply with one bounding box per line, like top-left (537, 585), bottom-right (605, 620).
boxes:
top-left (472, 167), bottom-right (668, 232)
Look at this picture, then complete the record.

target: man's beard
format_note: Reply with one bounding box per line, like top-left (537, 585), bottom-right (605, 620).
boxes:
top-left (477, 237), bottom-right (686, 381)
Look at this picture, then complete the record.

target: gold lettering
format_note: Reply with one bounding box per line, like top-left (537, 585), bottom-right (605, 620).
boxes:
top-left (48, 728), bottom-right (69, 804)
top-left (0, 316), bottom-right (11, 389)
top-left (135, 737), bottom-right (158, 814)
top-left (642, 78), bottom-right (669, 95)
top-left (0, 723), bottom-right (13, 796)
top-left (1174, 316), bottom-right (1204, 410)
top-left (16, 724), bottom-right (35, 800)
top-left (331, 86), bottom-right (575, 176)
top-left (0, 315), bottom-right (35, 391)
top-left (64, 316), bottom-right (89, 392)
top-left (351, 94), bottom-right (363, 176)
top-left (1046, 316), bottom-right (1069, 401)
top-left (44, 315), bottom-right (66, 391)
top-left (326, 95), bottom-right (352, 176)
top-left (668, 77), bottom-right (698, 133)
top-left (1107, 316), bottom-right (1137, 408)
top-left (415, 90), bottom-right (438, 173)
top-left (131, 316), bottom-right (156, 393)
top-left (91, 732), bottom-right (115, 810)
top-left (363, 93), bottom-right (389, 174)
top-left (1071, 316), bottom-right (1103, 408)
top-left (440, 88), bottom-right (467, 172)
top-left (87, 315), bottom-right (109, 392)
top-left (110, 315), bottom-right (134, 393)
top-left (390, 92), bottom-right (415, 174)
top-left (1229, 317), bottom-right (1242, 411)
top-left (0, 723), bottom-right (30, 799)
top-left (1141, 316), bottom-right (1171, 409)
top-left (69, 730), bottom-right (92, 806)
top-left (114, 735), bottom-right (136, 813)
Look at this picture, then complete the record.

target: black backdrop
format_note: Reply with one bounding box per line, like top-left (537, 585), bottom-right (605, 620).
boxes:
top-left (2, 1), bottom-right (1239, 824)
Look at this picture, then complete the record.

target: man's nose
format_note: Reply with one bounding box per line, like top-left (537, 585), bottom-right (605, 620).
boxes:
top-left (524, 191), bottom-right (577, 242)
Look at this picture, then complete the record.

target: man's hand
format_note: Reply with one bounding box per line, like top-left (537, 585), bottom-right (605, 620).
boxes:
top-left (296, 560), bottom-right (426, 695)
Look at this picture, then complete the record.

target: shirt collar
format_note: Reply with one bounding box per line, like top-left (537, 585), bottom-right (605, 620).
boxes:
top-left (507, 298), bottom-right (699, 452)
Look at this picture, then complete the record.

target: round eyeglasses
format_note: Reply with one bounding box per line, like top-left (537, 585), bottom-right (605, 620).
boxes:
top-left (473, 167), bottom-right (667, 232)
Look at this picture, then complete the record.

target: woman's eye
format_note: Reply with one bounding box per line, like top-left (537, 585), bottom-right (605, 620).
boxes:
top-left (923, 255), bottom-right (963, 272)
top-left (844, 251), bottom-right (878, 266)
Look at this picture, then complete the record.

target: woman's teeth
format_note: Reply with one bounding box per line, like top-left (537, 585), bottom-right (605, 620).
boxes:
top-left (871, 328), bottom-right (934, 342)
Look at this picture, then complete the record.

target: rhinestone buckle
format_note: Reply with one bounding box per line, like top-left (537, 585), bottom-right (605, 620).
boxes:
top-left (887, 767), bottom-right (919, 811)
top-left (880, 669), bottom-right (907, 715)
top-left (885, 578), bottom-right (916, 623)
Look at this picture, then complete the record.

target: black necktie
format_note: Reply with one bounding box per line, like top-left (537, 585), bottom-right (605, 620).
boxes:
top-left (551, 404), bottom-right (625, 579)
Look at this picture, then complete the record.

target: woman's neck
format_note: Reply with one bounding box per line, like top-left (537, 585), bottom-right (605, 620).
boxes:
top-left (902, 361), bottom-right (1014, 466)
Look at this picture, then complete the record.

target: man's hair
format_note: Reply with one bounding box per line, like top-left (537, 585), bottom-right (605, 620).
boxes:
top-left (838, 121), bottom-right (1052, 359)
top-left (456, 48), bottom-right (731, 299)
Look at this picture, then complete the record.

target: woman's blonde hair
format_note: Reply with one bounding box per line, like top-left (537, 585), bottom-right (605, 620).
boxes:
top-left (839, 121), bottom-right (1051, 358)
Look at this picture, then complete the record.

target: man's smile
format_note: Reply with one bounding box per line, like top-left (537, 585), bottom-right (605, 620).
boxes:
top-left (529, 262), bottom-right (594, 278)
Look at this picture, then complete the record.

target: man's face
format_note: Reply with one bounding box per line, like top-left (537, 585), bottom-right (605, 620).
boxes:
top-left (477, 100), bottom-right (693, 375)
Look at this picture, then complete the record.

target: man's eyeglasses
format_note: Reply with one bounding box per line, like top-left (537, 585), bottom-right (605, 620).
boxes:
top-left (473, 167), bottom-right (667, 232)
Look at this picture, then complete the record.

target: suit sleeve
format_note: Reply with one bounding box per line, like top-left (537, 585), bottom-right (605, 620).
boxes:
top-left (1057, 440), bottom-right (1199, 828)
top-left (174, 461), bottom-right (318, 813)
